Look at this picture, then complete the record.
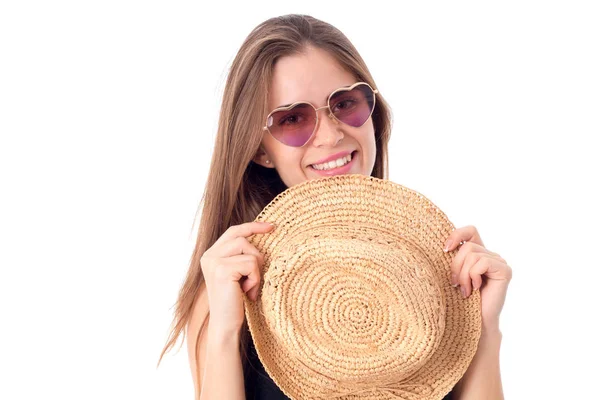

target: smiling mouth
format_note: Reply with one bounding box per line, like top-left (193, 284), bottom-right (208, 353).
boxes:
top-left (310, 151), bottom-right (357, 171)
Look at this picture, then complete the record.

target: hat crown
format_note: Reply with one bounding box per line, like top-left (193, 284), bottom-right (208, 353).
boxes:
top-left (262, 225), bottom-right (446, 385)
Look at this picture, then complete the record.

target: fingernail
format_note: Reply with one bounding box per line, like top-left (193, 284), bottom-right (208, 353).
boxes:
top-left (460, 286), bottom-right (467, 298)
top-left (443, 239), bottom-right (453, 252)
top-left (451, 273), bottom-right (459, 287)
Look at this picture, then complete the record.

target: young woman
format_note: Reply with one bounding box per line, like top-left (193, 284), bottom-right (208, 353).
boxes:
top-left (158, 14), bottom-right (512, 400)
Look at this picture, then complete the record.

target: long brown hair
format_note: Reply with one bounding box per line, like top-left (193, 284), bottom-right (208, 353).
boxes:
top-left (156, 13), bottom-right (393, 395)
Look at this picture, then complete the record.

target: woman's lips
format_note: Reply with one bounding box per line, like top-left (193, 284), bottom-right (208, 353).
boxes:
top-left (310, 151), bottom-right (357, 176)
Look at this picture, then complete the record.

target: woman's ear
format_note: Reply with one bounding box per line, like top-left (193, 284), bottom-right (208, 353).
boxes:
top-left (252, 147), bottom-right (275, 168)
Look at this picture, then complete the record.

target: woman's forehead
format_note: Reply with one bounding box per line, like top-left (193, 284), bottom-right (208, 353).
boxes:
top-left (268, 49), bottom-right (357, 110)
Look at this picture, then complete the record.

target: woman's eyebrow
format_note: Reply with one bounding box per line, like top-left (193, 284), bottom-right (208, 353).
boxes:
top-left (274, 91), bottom-right (334, 110)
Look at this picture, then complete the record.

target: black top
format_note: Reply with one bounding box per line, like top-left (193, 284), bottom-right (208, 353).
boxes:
top-left (244, 337), bottom-right (454, 400)
top-left (244, 335), bottom-right (289, 399)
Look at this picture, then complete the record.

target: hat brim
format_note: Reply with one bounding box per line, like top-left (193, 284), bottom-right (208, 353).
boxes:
top-left (244, 174), bottom-right (481, 400)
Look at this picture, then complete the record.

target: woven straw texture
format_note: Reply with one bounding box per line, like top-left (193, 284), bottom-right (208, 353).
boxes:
top-left (244, 174), bottom-right (481, 400)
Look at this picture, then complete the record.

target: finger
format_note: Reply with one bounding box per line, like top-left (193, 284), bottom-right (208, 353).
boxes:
top-left (462, 245), bottom-right (507, 263)
top-left (450, 242), bottom-right (481, 285)
top-left (215, 221), bottom-right (275, 246)
top-left (449, 241), bottom-right (497, 281)
top-left (214, 236), bottom-right (265, 260)
top-left (468, 257), bottom-right (509, 295)
top-left (451, 250), bottom-right (507, 290)
top-left (460, 254), bottom-right (509, 297)
top-left (457, 251), bottom-right (482, 297)
top-left (443, 225), bottom-right (484, 252)
top-left (247, 281), bottom-right (261, 302)
top-left (216, 254), bottom-right (259, 279)
top-left (218, 255), bottom-right (262, 293)
top-left (483, 251), bottom-right (506, 264)
top-left (238, 257), bottom-right (262, 301)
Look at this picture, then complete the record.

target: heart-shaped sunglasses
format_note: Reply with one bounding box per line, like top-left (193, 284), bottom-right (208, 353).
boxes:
top-left (263, 82), bottom-right (378, 147)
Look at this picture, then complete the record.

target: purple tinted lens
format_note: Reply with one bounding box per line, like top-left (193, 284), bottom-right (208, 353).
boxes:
top-left (329, 84), bottom-right (375, 127)
top-left (267, 103), bottom-right (315, 147)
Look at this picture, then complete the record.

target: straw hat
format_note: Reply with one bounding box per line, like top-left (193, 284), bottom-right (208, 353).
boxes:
top-left (244, 174), bottom-right (481, 400)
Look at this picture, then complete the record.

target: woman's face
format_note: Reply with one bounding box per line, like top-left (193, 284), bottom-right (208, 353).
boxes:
top-left (253, 46), bottom-right (377, 188)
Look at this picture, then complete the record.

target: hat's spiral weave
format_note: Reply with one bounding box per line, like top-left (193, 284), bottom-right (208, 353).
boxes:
top-left (244, 174), bottom-right (481, 400)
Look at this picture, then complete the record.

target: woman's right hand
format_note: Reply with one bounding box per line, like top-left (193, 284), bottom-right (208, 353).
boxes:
top-left (200, 221), bottom-right (276, 334)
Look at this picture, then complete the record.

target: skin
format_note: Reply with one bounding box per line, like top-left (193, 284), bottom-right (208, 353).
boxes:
top-left (444, 225), bottom-right (511, 399)
top-left (252, 45), bottom-right (377, 187)
top-left (444, 225), bottom-right (512, 332)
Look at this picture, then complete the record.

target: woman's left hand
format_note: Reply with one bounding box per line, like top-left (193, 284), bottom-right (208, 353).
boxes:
top-left (444, 225), bottom-right (512, 332)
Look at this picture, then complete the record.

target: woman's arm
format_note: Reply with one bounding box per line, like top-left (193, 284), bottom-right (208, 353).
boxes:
top-left (443, 226), bottom-right (512, 400)
top-left (198, 325), bottom-right (246, 400)
top-left (452, 326), bottom-right (504, 400)
top-left (186, 282), bottom-right (246, 400)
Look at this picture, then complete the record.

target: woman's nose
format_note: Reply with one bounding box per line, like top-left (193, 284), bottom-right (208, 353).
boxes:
top-left (311, 110), bottom-right (344, 147)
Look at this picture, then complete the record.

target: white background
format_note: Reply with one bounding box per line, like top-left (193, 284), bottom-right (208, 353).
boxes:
top-left (1, 1), bottom-right (599, 399)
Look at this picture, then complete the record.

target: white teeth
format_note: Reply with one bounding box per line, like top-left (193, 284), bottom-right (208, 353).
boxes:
top-left (311, 153), bottom-right (353, 171)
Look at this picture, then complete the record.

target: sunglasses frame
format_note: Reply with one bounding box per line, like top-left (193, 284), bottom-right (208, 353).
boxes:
top-left (262, 81), bottom-right (379, 148)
